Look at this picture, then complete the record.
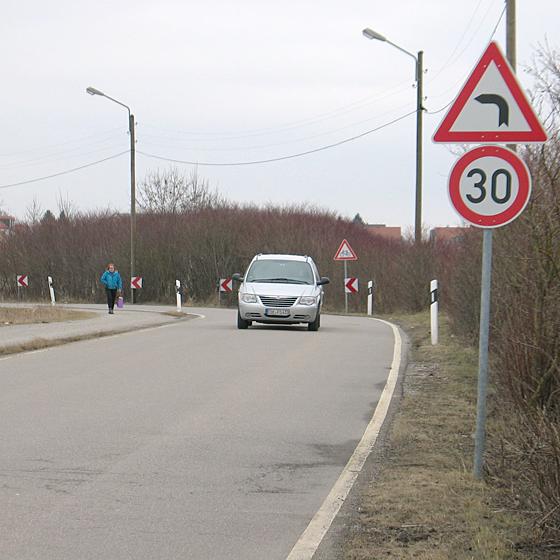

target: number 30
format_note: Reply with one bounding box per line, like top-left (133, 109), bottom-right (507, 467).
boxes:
top-left (466, 168), bottom-right (512, 204)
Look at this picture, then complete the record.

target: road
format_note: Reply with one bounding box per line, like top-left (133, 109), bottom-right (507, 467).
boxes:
top-left (0, 308), bottom-right (399, 560)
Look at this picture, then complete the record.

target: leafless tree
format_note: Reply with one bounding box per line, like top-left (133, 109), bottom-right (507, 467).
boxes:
top-left (25, 197), bottom-right (44, 225)
top-left (138, 167), bottom-right (223, 214)
top-left (56, 191), bottom-right (77, 221)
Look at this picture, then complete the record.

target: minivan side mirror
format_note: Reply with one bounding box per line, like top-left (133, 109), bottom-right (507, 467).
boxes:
top-left (232, 273), bottom-right (244, 282)
top-left (317, 277), bottom-right (330, 286)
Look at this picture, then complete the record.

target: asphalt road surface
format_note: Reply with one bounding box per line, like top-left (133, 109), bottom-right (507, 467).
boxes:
top-left (0, 308), bottom-right (398, 560)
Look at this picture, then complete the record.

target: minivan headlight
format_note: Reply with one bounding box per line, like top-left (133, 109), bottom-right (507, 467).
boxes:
top-left (241, 293), bottom-right (258, 303)
top-left (299, 296), bottom-right (317, 306)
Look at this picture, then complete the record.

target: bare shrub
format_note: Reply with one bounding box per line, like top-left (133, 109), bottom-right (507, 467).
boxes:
top-left (0, 201), bottom-right (446, 313)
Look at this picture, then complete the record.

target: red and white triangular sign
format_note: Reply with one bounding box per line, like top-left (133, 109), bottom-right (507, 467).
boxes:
top-left (433, 42), bottom-right (547, 144)
top-left (334, 239), bottom-right (358, 261)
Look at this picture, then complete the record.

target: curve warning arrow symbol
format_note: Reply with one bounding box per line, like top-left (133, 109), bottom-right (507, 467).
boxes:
top-left (475, 94), bottom-right (509, 127)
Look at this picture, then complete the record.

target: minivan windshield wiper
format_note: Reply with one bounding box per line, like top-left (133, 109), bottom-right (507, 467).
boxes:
top-left (247, 277), bottom-right (310, 284)
top-left (266, 277), bottom-right (309, 284)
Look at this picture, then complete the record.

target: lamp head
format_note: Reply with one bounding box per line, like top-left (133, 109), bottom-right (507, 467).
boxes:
top-left (362, 28), bottom-right (386, 42)
top-left (86, 86), bottom-right (104, 96)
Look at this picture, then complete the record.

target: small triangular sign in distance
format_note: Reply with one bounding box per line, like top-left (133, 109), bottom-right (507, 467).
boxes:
top-left (433, 42), bottom-right (547, 144)
top-left (334, 239), bottom-right (358, 261)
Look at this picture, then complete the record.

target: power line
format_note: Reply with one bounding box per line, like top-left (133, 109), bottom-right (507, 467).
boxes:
top-left (0, 127), bottom-right (124, 159)
top-left (0, 140), bottom-right (129, 171)
top-left (141, 82), bottom-right (414, 142)
top-left (427, 0), bottom-right (505, 102)
top-left (0, 110), bottom-right (416, 189)
top-left (427, 0), bottom-right (486, 83)
top-left (138, 101), bottom-right (415, 153)
top-left (426, 100), bottom-right (454, 116)
top-left (137, 110), bottom-right (417, 167)
top-left (425, 4), bottom-right (506, 116)
top-left (489, 4), bottom-right (506, 39)
top-left (0, 151), bottom-right (129, 190)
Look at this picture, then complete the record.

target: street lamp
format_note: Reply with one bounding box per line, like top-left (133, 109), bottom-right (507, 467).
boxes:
top-left (86, 86), bottom-right (137, 301)
top-left (362, 28), bottom-right (424, 243)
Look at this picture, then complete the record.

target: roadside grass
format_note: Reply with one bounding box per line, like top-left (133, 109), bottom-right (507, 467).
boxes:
top-left (339, 311), bottom-right (535, 559)
top-left (0, 334), bottom-right (121, 357)
top-left (0, 306), bottom-right (95, 326)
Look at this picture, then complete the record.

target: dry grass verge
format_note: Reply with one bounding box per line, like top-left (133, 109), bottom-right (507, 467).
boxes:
top-left (337, 312), bottom-right (539, 560)
top-left (0, 306), bottom-right (95, 325)
top-left (0, 313), bottom-right (194, 357)
top-left (0, 333), bottom-right (123, 356)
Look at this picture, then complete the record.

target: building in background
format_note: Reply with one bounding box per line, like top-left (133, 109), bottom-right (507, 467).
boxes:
top-left (429, 226), bottom-right (470, 244)
top-left (365, 223), bottom-right (402, 241)
top-left (0, 215), bottom-right (15, 236)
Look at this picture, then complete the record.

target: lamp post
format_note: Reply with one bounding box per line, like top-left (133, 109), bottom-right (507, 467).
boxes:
top-left (86, 87), bottom-right (136, 302)
top-left (362, 28), bottom-right (424, 243)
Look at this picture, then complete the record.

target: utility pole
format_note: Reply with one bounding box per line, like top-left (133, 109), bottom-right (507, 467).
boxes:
top-left (506, 1), bottom-right (517, 156)
top-left (506, 0), bottom-right (516, 72)
top-left (415, 50), bottom-right (424, 244)
top-left (361, 29), bottom-right (424, 244)
top-left (129, 113), bottom-right (136, 304)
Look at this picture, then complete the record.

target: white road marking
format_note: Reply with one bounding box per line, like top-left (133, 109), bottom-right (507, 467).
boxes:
top-left (285, 318), bottom-right (403, 560)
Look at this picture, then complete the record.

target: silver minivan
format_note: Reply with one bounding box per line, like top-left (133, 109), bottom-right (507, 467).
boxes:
top-left (233, 254), bottom-right (330, 331)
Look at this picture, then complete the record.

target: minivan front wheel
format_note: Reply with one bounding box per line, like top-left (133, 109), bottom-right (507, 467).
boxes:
top-left (237, 311), bottom-right (250, 329)
top-left (308, 311), bottom-right (320, 331)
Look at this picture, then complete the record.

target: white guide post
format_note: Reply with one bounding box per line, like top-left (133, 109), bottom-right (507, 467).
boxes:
top-left (367, 280), bottom-right (373, 316)
top-left (430, 279), bottom-right (438, 345)
top-left (176, 280), bottom-right (182, 312)
top-left (48, 276), bottom-right (56, 306)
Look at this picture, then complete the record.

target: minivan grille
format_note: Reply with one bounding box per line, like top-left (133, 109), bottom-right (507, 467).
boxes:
top-left (259, 296), bottom-right (297, 307)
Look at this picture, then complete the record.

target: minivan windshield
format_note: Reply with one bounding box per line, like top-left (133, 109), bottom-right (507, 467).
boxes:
top-left (246, 259), bottom-right (315, 285)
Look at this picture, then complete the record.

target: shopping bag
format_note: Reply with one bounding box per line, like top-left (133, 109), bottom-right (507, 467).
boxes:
top-left (116, 296), bottom-right (124, 309)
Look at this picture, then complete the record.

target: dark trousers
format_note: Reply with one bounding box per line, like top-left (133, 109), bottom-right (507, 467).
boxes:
top-left (106, 288), bottom-right (117, 310)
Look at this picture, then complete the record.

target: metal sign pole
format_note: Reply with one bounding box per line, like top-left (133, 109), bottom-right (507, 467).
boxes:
top-left (474, 229), bottom-right (493, 479)
top-left (344, 261), bottom-right (348, 314)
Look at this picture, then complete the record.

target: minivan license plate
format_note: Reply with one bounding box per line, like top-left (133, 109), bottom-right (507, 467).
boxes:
top-left (266, 308), bottom-right (290, 317)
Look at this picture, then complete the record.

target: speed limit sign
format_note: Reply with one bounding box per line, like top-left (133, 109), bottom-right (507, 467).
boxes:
top-left (448, 145), bottom-right (531, 228)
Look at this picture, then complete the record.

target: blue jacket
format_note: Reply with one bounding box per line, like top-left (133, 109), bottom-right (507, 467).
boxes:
top-left (101, 270), bottom-right (123, 290)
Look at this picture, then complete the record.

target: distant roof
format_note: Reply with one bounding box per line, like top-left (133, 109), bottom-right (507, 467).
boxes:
top-left (365, 224), bottom-right (402, 240)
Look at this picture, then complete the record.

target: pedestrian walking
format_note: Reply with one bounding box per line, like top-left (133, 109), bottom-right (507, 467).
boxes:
top-left (100, 262), bottom-right (123, 314)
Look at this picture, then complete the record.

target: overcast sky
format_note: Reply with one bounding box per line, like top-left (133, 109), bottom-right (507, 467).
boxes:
top-left (1, 0), bottom-right (556, 231)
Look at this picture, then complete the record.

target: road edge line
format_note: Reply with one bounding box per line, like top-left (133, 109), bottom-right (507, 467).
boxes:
top-left (285, 318), bottom-right (403, 560)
